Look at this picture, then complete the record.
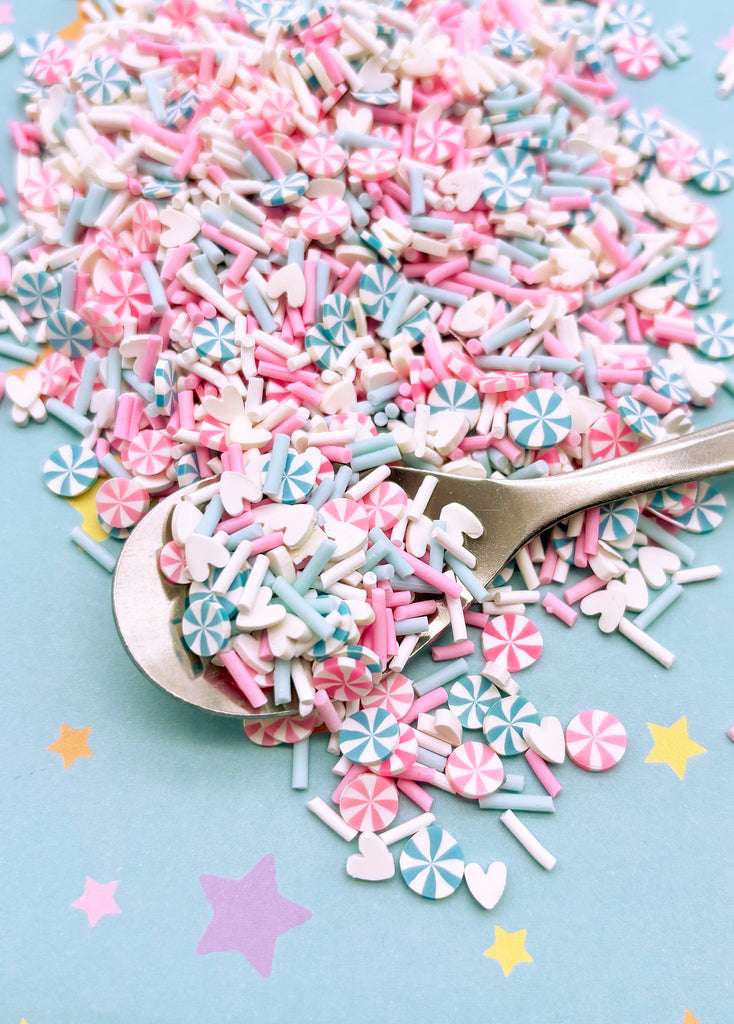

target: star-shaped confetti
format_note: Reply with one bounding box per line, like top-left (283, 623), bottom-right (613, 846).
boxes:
top-left (682, 1011), bottom-right (701, 1024)
top-left (196, 854), bottom-right (311, 977)
top-left (0, 4), bottom-right (12, 24)
top-left (483, 925), bottom-right (533, 976)
top-left (47, 723), bottom-right (94, 769)
top-left (645, 716), bottom-right (706, 779)
top-left (72, 877), bottom-right (121, 927)
top-left (715, 27), bottom-right (734, 52)
top-left (65, 481), bottom-right (111, 542)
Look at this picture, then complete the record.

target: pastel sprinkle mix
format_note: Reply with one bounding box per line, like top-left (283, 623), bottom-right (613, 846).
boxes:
top-left (0, 0), bottom-right (731, 910)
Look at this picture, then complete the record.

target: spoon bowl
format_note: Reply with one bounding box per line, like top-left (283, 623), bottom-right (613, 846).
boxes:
top-left (113, 419), bottom-right (734, 717)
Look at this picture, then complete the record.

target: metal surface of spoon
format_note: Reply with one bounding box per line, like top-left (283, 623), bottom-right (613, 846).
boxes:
top-left (112, 419), bottom-right (734, 718)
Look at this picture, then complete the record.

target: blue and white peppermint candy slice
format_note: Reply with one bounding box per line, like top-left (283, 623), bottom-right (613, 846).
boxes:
top-left (400, 309), bottom-right (432, 344)
top-left (648, 361), bottom-right (691, 403)
top-left (605, 0), bottom-right (654, 36)
top-left (668, 256), bottom-right (721, 308)
top-left (304, 324), bottom-right (340, 369)
top-left (262, 449), bottom-right (320, 504)
top-left (359, 263), bottom-right (400, 321)
top-left (507, 388), bottom-right (572, 449)
top-left (165, 90), bottom-right (199, 129)
top-left (352, 88), bottom-right (400, 106)
top-left (321, 292), bottom-right (356, 347)
top-left (259, 172), bottom-right (309, 207)
top-left (18, 33), bottom-right (54, 74)
top-left (427, 379), bottom-right (481, 428)
top-left (489, 26), bottom-right (533, 59)
top-left (690, 146), bottom-right (734, 193)
top-left (181, 601), bottom-right (231, 657)
top-left (16, 270), bottom-right (61, 319)
top-left (648, 483), bottom-right (696, 515)
top-left (193, 317), bottom-right (238, 361)
top-left (673, 481), bottom-right (726, 533)
top-left (448, 675), bottom-right (500, 730)
top-left (43, 443), bottom-right (99, 497)
top-left (482, 147), bottom-right (537, 211)
top-left (399, 825), bottom-right (464, 900)
top-left (176, 452), bottom-right (201, 488)
top-left (617, 394), bottom-right (659, 438)
top-left (154, 355), bottom-right (178, 416)
top-left (339, 707), bottom-right (401, 764)
top-left (187, 585), bottom-right (238, 621)
top-left (236, 0), bottom-right (294, 35)
top-left (141, 179), bottom-right (185, 200)
top-left (620, 110), bottom-right (666, 159)
top-left (45, 308), bottom-right (94, 358)
top-left (482, 695), bottom-right (540, 756)
top-left (598, 498), bottom-right (640, 543)
top-left (76, 55), bottom-right (130, 104)
top-left (551, 525), bottom-right (576, 563)
top-left (694, 312), bottom-right (734, 359)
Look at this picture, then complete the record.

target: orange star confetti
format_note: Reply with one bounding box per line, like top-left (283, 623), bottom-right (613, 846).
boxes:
top-left (682, 1011), bottom-right (701, 1024)
top-left (47, 723), bottom-right (94, 769)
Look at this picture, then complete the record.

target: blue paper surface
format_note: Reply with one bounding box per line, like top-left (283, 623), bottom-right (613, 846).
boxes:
top-left (1, 1), bottom-right (734, 1022)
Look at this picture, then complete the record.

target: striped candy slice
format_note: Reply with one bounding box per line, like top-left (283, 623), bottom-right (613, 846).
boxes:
top-left (359, 264), bottom-right (400, 321)
top-left (427, 379), bottom-right (481, 428)
top-left (598, 498), bottom-right (640, 543)
top-left (445, 741), bottom-right (504, 799)
top-left (96, 477), bottom-right (150, 530)
top-left (482, 696), bottom-right (540, 756)
top-left (694, 312), bottom-right (734, 359)
top-left (43, 444), bottom-right (98, 497)
top-left (507, 388), bottom-right (572, 449)
top-left (339, 774), bottom-right (399, 832)
top-left (360, 671), bottom-right (415, 721)
top-left (399, 825), bottom-right (464, 900)
top-left (181, 600), bottom-right (231, 657)
top-left (448, 675), bottom-right (500, 730)
top-left (673, 482), bottom-right (726, 533)
top-left (45, 309), bottom-right (94, 359)
top-left (193, 317), bottom-right (238, 361)
top-left (587, 411), bottom-right (639, 460)
top-left (158, 540), bottom-right (191, 584)
top-left (481, 614), bottom-right (543, 672)
top-left (482, 147), bottom-right (536, 211)
top-left (362, 481), bottom-right (408, 532)
top-left (339, 707), bottom-right (401, 765)
top-left (312, 656), bottom-right (374, 701)
top-left (565, 709), bottom-right (627, 771)
top-left (369, 723), bottom-right (418, 777)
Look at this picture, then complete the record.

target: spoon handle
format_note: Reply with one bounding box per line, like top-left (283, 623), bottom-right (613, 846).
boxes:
top-left (514, 418), bottom-right (734, 534)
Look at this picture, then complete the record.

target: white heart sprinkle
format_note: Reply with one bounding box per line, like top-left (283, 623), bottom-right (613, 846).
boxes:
top-left (637, 546), bottom-right (681, 589)
top-left (464, 861), bottom-right (507, 910)
top-left (523, 716), bottom-right (565, 764)
top-left (184, 533), bottom-right (230, 582)
top-left (266, 263), bottom-right (306, 308)
top-left (345, 832), bottom-right (395, 882)
top-left (580, 580), bottom-right (627, 633)
top-left (159, 207), bottom-right (201, 247)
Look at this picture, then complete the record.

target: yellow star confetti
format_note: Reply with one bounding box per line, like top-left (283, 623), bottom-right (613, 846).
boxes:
top-left (682, 1011), bottom-right (701, 1024)
top-left (65, 480), bottom-right (110, 542)
top-left (47, 723), bottom-right (94, 770)
top-left (483, 926), bottom-right (533, 976)
top-left (645, 717), bottom-right (706, 779)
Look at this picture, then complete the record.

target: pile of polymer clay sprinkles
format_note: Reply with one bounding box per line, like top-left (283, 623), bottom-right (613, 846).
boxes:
top-left (1, 0), bottom-right (733, 903)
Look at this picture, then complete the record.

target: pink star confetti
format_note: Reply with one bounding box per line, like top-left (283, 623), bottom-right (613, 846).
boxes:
top-left (715, 27), bottom-right (734, 52)
top-left (71, 877), bottom-right (121, 927)
top-left (196, 854), bottom-right (311, 977)
top-left (0, 4), bottom-right (12, 24)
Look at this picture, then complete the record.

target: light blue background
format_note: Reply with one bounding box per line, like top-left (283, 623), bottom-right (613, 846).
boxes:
top-left (1, 2), bottom-right (733, 1022)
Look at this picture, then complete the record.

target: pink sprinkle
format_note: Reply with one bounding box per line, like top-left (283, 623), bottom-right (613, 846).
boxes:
top-left (313, 689), bottom-right (344, 733)
top-left (402, 688), bottom-right (449, 725)
top-left (249, 532), bottom-right (285, 555)
top-left (220, 650), bottom-right (268, 709)
top-left (431, 639), bottom-right (475, 661)
top-left (331, 763), bottom-right (367, 803)
top-left (464, 609), bottom-right (489, 629)
top-left (525, 749), bottom-right (563, 798)
top-left (541, 591), bottom-right (578, 627)
top-left (564, 574), bottom-right (607, 605)
top-left (397, 778), bottom-right (433, 811)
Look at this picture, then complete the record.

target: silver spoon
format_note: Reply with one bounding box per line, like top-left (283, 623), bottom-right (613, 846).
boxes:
top-left (112, 419), bottom-right (734, 718)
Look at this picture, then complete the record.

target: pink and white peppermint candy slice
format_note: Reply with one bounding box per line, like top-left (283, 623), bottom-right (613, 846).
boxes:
top-left (299, 195), bottom-right (351, 241)
top-left (348, 146), bottom-right (399, 182)
top-left (481, 614), bottom-right (543, 672)
top-left (96, 477), bottom-right (150, 530)
top-left (132, 200), bottom-right (161, 253)
top-left (413, 120), bottom-right (463, 164)
top-left (265, 711), bottom-right (320, 744)
top-left (677, 203), bottom-right (719, 249)
top-left (98, 270), bottom-right (152, 321)
top-left (587, 411), bottom-right (639, 461)
top-left (361, 671), bottom-right (415, 721)
top-left (125, 429), bottom-right (175, 476)
top-left (655, 137), bottom-right (696, 183)
top-left (339, 773), bottom-right (399, 831)
top-left (243, 718), bottom-right (283, 746)
top-left (362, 481), bottom-right (408, 532)
top-left (445, 741), bottom-right (504, 799)
top-left (298, 136), bottom-right (347, 177)
top-left (198, 416), bottom-right (229, 452)
top-left (21, 166), bottom-right (65, 211)
top-left (370, 722), bottom-right (418, 777)
top-left (36, 352), bottom-right (72, 396)
top-left (321, 497), bottom-right (371, 532)
top-left (313, 656), bottom-right (374, 701)
top-left (78, 301), bottom-right (124, 349)
top-left (614, 33), bottom-right (661, 80)
top-left (565, 709), bottom-right (627, 771)
top-left (158, 539), bottom-right (191, 584)
top-left (261, 88), bottom-right (298, 134)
